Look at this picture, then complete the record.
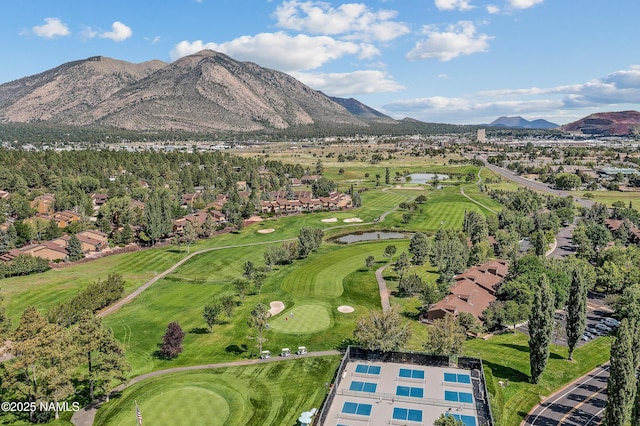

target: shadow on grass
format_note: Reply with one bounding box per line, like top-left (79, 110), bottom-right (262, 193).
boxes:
top-left (482, 359), bottom-right (530, 384)
top-left (189, 327), bottom-right (209, 334)
top-left (500, 342), bottom-right (530, 353)
top-left (225, 344), bottom-right (248, 355)
top-left (401, 310), bottom-right (421, 321)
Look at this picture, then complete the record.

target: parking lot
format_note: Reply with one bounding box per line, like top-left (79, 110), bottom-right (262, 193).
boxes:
top-left (516, 304), bottom-right (616, 347)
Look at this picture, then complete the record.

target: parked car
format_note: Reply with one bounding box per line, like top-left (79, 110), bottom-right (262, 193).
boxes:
top-left (603, 317), bottom-right (620, 327)
top-left (581, 334), bottom-right (590, 341)
top-left (596, 323), bottom-right (612, 333)
top-left (583, 331), bottom-right (596, 339)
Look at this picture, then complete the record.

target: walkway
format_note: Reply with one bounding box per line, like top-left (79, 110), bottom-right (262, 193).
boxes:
top-left (459, 167), bottom-right (498, 215)
top-left (375, 264), bottom-right (392, 311)
top-left (71, 350), bottom-right (341, 426)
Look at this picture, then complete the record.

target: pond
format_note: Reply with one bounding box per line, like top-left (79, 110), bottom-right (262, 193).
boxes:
top-left (336, 231), bottom-right (407, 244)
top-left (408, 173), bottom-right (450, 184)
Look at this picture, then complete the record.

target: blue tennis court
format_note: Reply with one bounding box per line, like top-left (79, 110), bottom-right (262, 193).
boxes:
top-left (396, 386), bottom-right (424, 398)
top-left (349, 381), bottom-right (377, 393)
top-left (398, 368), bottom-right (425, 379)
top-left (451, 414), bottom-right (477, 426)
top-left (444, 391), bottom-right (473, 403)
top-left (444, 372), bottom-right (472, 384)
top-left (355, 364), bottom-right (381, 375)
top-left (341, 402), bottom-right (372, 416)
top-left (392, 408), bottom-right (423, 422)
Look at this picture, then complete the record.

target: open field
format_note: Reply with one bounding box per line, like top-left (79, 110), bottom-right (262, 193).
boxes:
top-left (94, 356), bottom-right (341, 426)
top-left (579, 190), bottom-right (640, 207)
top-left (464, 332), bottom-right (613, 426)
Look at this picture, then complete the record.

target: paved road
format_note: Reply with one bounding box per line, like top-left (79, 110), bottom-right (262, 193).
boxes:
top-left (548, 223), bottom-right (577, 259)
top-left (480, 161), bottom-right (596, 209)
top-left (523, 365), bottom-right (609, 426)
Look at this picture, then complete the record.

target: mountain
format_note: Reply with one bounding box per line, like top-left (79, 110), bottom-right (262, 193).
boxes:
top-left (488, 116), bottom-right (558, 129)
top-left (323, 93), bottom-right (394, 122)
top-left (0, 51), bottom-right (376, 133)
top-left (0, 56), bottom-right (166, 123)
top-left (560, 110), bottom-right (640, 135)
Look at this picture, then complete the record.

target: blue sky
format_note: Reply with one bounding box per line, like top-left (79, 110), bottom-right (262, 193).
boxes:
top-left (2, 0), bottom-right (640, 125)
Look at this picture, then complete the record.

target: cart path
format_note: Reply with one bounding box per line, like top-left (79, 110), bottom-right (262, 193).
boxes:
top-left (375, 264), bottom-right (392, 311)
top-left (459, 167), bottom-right (498, 214)
top-left (71, 350), bottom-right (341, 426)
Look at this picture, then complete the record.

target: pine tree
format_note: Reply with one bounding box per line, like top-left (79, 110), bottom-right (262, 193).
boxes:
top-left (605, 318), bottom-right (636, 426)
top-left (74, 312), bottom-right (130, 401)
top-left (408, 232), bottom-right (430, 265)
top-left (385, 167), bottom-right (390, 184)
top-left (529, 274), bottom-right (554, 384)
top-left (566, 269), bottom-right (587, 360)
top-left (67, 233), bottom-right (85, 261)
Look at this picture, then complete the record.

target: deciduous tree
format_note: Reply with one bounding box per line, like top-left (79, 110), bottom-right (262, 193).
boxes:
top-left (605, 319), bottom-right (635, 426)
top-left (203, 302), bottom-right (223, 333)
top-left (353, 308), bottom-right (411, 352)
top-left (248, 303), bottom-right (271, 355)
top-left (566, 269), bottom-right (587, 360)
top-left (424, 314), bottom-right (466, 356)
top-left (529, 274), bottom-right (554, 384)
top-left (160, 321), bottom-right (185, 359)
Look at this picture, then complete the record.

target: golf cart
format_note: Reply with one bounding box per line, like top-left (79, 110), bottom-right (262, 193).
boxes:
top-left (260, 350), bottom-right (271, 359)
top-left (297, 346), bottom-right (307, 355)
top-left (280, 348), bottom-right (291, 357)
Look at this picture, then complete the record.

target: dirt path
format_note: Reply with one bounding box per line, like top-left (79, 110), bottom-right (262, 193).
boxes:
top-left (71, 350), bottom-right (341, 426)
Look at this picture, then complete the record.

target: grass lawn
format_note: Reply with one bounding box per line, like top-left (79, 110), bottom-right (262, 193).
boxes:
top-left (94, 356), bottom-right (341, 426)
top-left (579, 190), bottom-right (640, 207)
top-left (269, 305), bottom-right (331, 334)
top-left (104, 240), bottom-right (407, 377)
top-left (464, 332), bottom-right (613, 426)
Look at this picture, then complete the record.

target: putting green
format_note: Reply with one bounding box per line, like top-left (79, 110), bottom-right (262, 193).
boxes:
top-left (268, 304), bottom-right (330, 334)
top-left (137, 386), bottom-right (229, 424)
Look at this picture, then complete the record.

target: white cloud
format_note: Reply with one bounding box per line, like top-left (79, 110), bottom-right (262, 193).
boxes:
top-left (435, 0), bottom-right (474, 11)
top-left (274, 0), bottom-right (410, 42)
top-left (508, 0), bottom-right (543, 9)
top-left (406, 21), bottom-right (493, 61)
top-left (382, 65), bottom-right (640, 124)
top-left (31, 18), bottom-right (70, 38)
top-left (437, 74), bottom-right (450, 79)
top-left (290, 70), bottom-right (404, 95)
top-left (80, 25), bottom-right (98, 40)
top-left (100, 21), bottom-right (133, 42)
top-left (170, 32), bottom-right (365, 71)
top-left (486, 5), bottom-right (501, 13)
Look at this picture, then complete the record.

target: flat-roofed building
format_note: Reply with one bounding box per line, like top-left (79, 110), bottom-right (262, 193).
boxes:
top-left (316, 347), bottom-right (493, 426)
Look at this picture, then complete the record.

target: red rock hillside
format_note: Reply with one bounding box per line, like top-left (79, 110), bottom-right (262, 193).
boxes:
top-left (561, 110), bottom-right (640, 135)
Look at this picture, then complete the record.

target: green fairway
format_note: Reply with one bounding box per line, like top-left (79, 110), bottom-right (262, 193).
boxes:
top-left (94, 356), bottom-right (341, 426)
top-left (104, 240), bottom-right (406, 376)
top-left (269, 304), bottom-right (331, 334)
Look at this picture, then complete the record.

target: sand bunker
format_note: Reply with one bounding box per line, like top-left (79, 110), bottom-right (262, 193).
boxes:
top-left (269, 301), bottom-right (285, 316)
top-left (337, 305), bottom-right (355, 313)
top-left (343, 218), bottom-right (363, 223)
top-left (321, 218), bottom-right (338, 223)
top-left (257, 228), bottom-right (275, 234)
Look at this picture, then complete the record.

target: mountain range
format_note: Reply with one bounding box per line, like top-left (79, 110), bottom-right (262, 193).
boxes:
top-left (487, 116), bottom-right (559, 129)
top-left (0, 50), bottom-right (392, 133)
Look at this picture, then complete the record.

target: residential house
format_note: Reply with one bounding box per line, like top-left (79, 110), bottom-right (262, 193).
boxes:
top-left (52, 210), bottom-right (82, 228)
top-left (30, 194), bottom-right (56, 215)
top-left (90, 193), bottom-right (109, 211)
top-left (424, 260), bottom-right (508, 323)
top-left (301, 175), bottom-right (321, 184)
